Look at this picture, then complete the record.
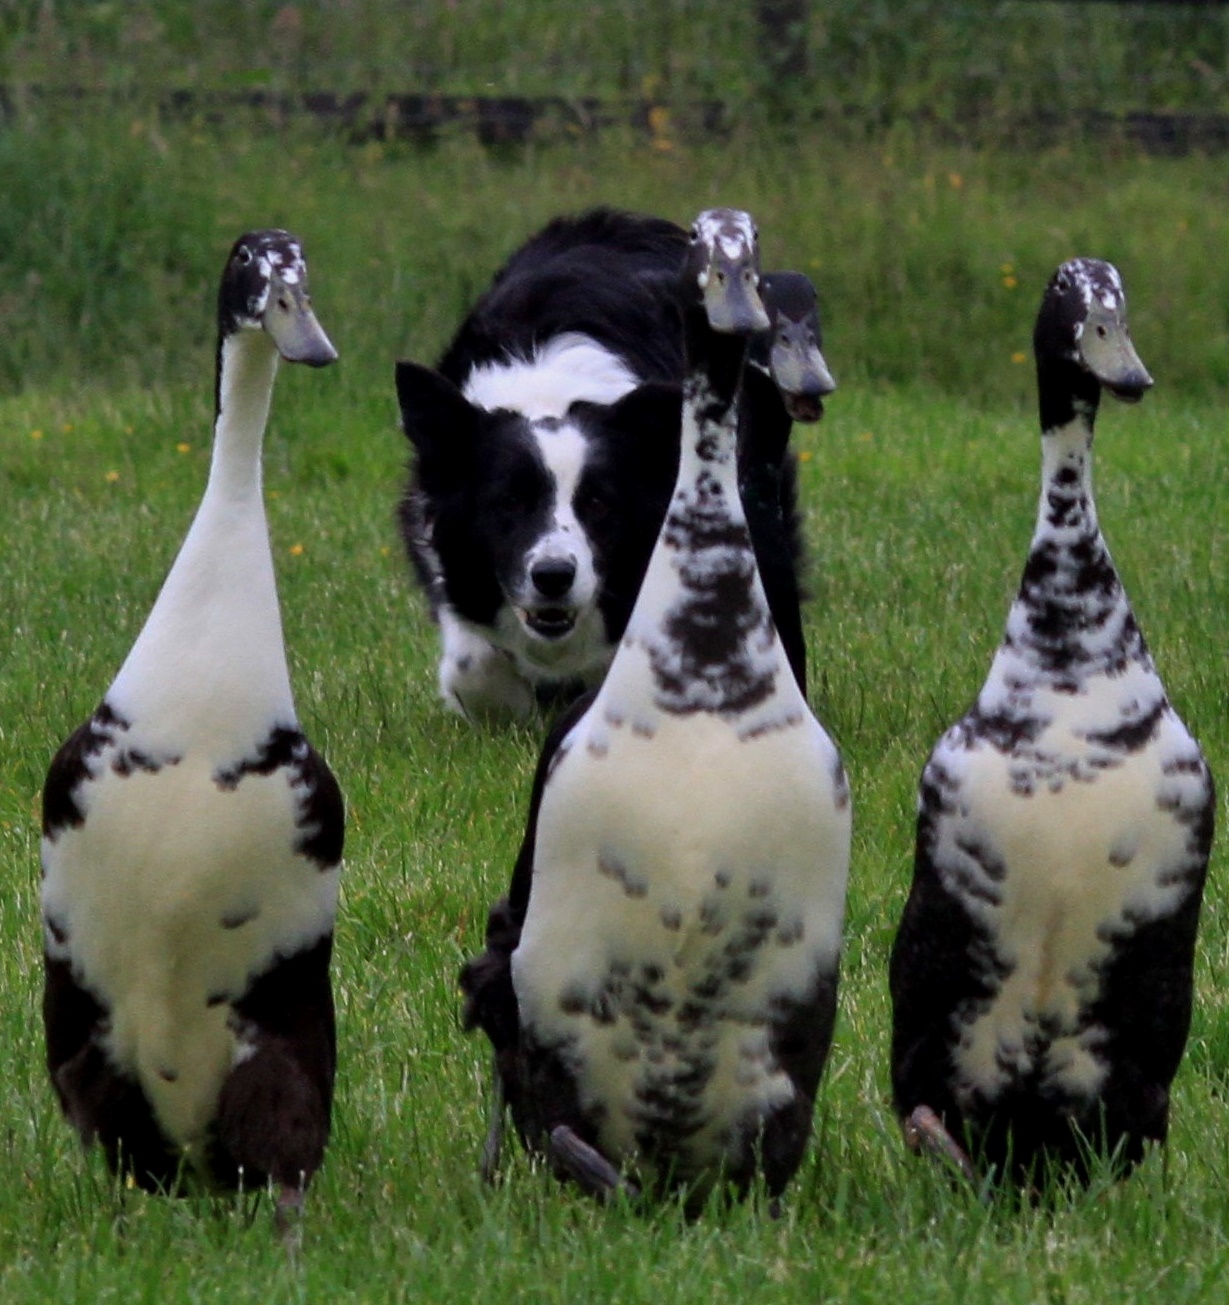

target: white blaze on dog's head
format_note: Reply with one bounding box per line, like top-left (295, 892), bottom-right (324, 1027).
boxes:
top-left (512, 414), bottom-right (600, 641)
top-left (463, 332), bottom-right (639, 420)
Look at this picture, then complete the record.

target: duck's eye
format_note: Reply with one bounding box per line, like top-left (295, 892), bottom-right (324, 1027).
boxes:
top-left (689, 225), bottom-right (699, 243)
top-left (236, 246), bottom-right (254, 266)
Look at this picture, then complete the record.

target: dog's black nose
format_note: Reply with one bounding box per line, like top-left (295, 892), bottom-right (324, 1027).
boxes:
top-left (531, 558), bottom-right (576, 600)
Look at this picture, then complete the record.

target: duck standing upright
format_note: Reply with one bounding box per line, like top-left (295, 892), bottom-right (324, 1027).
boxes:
top-left (740, 270), bottom-right (836, 695)
top-left (462, 209), bottom-right (852, 1207)
top-left (40, 231), bottom-right (343, 1220)
top-left (889, 259), bottom-right (1213, 1185)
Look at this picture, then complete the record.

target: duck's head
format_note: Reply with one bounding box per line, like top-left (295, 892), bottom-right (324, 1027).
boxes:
top-left (218, 229), bottom-right (337, 367)
top-left (683, 208), bottom-right (771, 335)
top-left (1035, 258), bottom-right (1152, 404)
top-left (756, 271), bottom-right (836, 422)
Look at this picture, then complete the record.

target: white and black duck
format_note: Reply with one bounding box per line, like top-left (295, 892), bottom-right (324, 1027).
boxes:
top-left (41, 231), bottom-right (343, 1221)
top-left (461, 209), bottom-right (852, 1208)
top-left (889, 258), bottom-right (1213, 1186)
top-left (740, 270), bottom-right (836, 695)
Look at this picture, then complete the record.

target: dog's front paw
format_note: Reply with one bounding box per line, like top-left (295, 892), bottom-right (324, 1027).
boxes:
top-left (441, 649), bottom-right (535, 723)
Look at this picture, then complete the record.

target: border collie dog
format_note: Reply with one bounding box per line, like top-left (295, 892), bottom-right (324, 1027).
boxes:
top-left (396, 209), bottom-right (689, 722)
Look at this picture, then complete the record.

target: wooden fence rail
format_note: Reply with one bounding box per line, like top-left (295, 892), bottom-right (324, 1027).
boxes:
top-left (4, 84), bottom-right (1229, 156)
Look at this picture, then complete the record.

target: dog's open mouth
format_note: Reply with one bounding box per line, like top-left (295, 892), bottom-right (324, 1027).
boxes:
top-left (521, 606), bottom-right (578, 639)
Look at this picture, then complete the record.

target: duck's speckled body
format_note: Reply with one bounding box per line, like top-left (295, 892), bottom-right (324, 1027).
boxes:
top-left (890, 258), bottom-right (1213, 1184)
top-left (463, 210), bottom-right (851, 1208)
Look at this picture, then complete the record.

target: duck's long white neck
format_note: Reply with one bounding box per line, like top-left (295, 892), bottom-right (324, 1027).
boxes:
top-left (209, 330), bottom-right (280, 499)
top-left (108, 330), bottom-right (297, 755)
top-left (1034, 410), bottom-right (1099, 545)
top-left (603, 323), bottom-right (797, 732)
top-left (625, 331), bottom-right (751, 652)
top-left (990, 398), bottom-right (1148, 691)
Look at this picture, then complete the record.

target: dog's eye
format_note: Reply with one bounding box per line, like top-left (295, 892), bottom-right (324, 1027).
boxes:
top-left (576, 489), bottom-right (613, 525)
top-left (486, 486), bottom-right (530, 526)
top-left (579, 490), bottom-right (613, 522)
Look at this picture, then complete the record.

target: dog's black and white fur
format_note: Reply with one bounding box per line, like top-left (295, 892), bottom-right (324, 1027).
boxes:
top-left (396, 209), bottom-right (828, 722)
top-left (396, 209), bottom-right (689, 721)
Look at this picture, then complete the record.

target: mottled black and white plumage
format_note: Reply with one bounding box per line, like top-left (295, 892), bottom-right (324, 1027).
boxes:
top-left (41, 231), bottom-right (343, 1220)
top-left (889, 258), bottom-right (1213, 1186)
top-left (462, 209), bottom-right (852, 1209)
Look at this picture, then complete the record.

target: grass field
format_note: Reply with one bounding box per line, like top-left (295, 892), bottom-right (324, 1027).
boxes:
top-left (2, 89), bottom-right (1229, 1305)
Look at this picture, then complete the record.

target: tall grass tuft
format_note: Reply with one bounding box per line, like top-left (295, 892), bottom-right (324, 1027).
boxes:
top-left (0, 111), bottom-right (215, 393)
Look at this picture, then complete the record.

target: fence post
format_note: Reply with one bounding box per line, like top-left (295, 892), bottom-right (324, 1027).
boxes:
top-left (756, 0), bottom-right (809, 80)
top-left (755, 0), bottom-right (809, 118)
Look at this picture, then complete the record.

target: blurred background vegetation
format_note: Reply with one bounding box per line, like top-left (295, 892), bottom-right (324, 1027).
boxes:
top-left (3, 1), bottom-right (1229, 118)
top-left (2, 1), bottom-right (1229, 405)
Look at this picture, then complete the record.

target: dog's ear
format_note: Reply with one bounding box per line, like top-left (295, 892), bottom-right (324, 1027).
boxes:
top-left (597, 382), bottom-right (683, 480)
top-left (570, 382), bottom-right (681, 448)
top-left (395, 361), bottom-right (479, 463)
top-left (603, 381), bottom-right (682, 441)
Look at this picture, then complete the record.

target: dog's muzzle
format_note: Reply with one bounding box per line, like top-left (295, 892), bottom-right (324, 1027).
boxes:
top-left (521, 557), bottom-right (579, 639)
